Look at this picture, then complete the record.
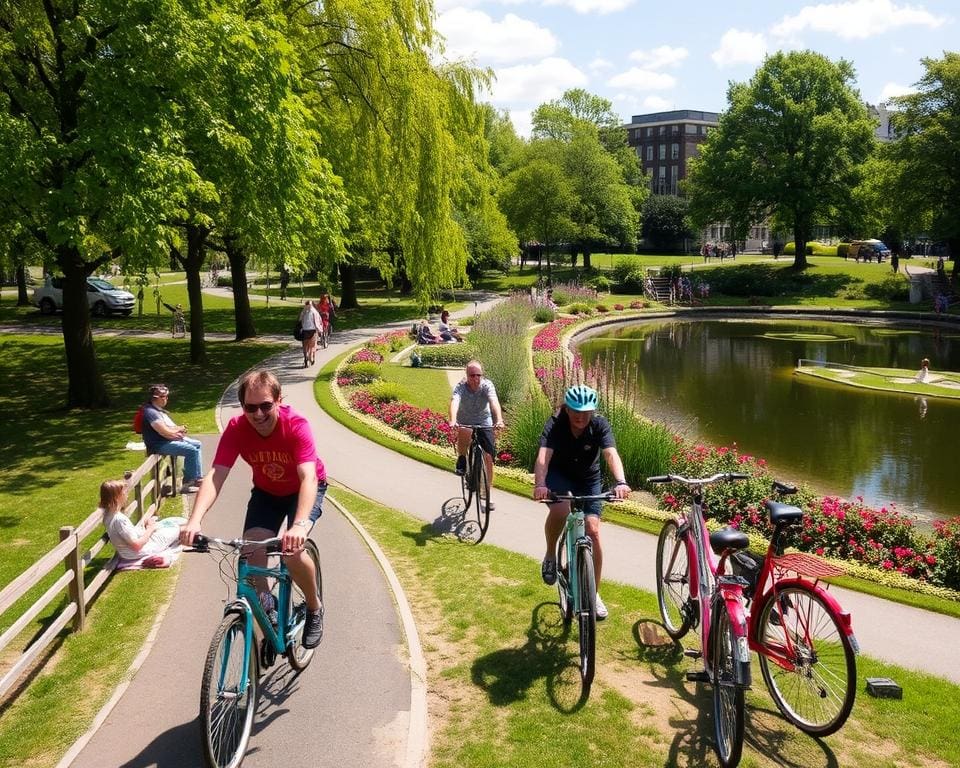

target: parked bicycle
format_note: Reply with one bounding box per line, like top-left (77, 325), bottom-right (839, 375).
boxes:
top-left (541, 490), bottom-right (618, 702)
top-left (649, 473), bottom-right (754, 768)
top-left (188, 533), bottom-right (323, 768)
top-left (731, 481), bottom-right (858, 736)
top-left (455, 424), bottom-right (494, 543)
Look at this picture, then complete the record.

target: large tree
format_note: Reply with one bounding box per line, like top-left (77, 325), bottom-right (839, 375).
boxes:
top-left (0, 0), bottom-right (205, 407)
top-left (686, 51), bottom-right (875, 269)
top-left (887, 52), bottom-right (960, 279)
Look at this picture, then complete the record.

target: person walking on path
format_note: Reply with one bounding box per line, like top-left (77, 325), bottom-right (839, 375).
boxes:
top-left (299, 300), bottom-right (322, 367)
top-left (180, 369), bottom-right (327, 648)
top-left (533, 385), bottom-right (631, 621)
top-left (141, 383), bottom-right (203, 492)
top-left (449, 360), bottom-right (505, 510)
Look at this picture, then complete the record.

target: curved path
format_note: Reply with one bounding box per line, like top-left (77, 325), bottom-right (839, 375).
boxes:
top-left (60, 301), bottom-right (960, 768)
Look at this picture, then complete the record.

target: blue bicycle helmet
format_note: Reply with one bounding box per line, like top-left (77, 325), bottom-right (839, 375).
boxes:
top-left (564, 384), bottom-right (598, 412)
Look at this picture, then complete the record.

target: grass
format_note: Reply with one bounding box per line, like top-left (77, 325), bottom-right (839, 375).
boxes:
top-left (796, 364), bottom-right (960, 399)
top-left (378, 362), bottom-right (453, 415)
top-left (0, 334), bottom-right (282, 766)
top-left (0, 277), bottom-right (466, 336)
top-left (330, 483), bottom-right (960, 768)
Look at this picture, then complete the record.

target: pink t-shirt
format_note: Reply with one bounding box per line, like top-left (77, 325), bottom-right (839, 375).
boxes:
top-left (214, 405), bottom-right (326, 496)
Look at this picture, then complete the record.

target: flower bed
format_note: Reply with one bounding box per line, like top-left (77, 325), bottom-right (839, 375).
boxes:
top-left (349, 390), bottom-right (454, 446)
top-left (349, 348), bottom-right (384, 364)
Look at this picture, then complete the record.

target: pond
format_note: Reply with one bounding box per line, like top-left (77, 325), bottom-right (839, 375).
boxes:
top-left (577, 317), bottom-right (960, 523)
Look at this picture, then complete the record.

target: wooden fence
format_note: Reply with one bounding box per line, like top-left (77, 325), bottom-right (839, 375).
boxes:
top-left (0, 453), bottom-right (179, 702)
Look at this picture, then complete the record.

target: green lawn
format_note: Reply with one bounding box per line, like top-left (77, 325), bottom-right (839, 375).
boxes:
top-left (334, 484), bottom-right (960, 768)
top-left (378, 361), bottom-right (454, 415)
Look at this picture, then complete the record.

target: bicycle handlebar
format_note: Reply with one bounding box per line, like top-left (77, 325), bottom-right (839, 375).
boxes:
top-left (538, 490), bottom-right (620, 504)
top-left (451, 423), bottom-right (499, 429)
top-left (646, 472), bottom-right (750, 486)
top-left (189, 534), bottom-right (284, 554)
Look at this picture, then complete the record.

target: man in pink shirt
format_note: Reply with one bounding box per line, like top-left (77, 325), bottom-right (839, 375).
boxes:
top-left (181, 369), bottom-right (326, 648)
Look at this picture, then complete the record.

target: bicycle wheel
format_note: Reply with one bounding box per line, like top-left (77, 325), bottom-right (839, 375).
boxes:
top-left (655, 520), bottom-right (693, 640)
top-left (200, 612), bottom-right (259, 768)
top-left (319, 327), bottom-right (328, 349)
top-left (473, 448), bottom-right (491, 543)
top-left (576, 544), bottom-right (597, 699)
top-left (555, 537), bottom-right (572, 626)
top-left (286, 539), bottom-right (323, 671)
top-left (711, 607), bottom-right (745, 768)
top-left (757, 584), bottom-right (856, 736)
top-left (460, 446), bottom-right (474, 508)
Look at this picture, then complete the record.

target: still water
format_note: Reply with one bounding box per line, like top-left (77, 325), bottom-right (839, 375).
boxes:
top-left (578, 317), bottom-right (960, 522)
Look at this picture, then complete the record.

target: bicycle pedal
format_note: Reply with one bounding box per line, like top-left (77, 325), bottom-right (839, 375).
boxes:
top-left (683, 649), bottom-right (702, 659)
top-left (686, 671), bottom-right (710, 683)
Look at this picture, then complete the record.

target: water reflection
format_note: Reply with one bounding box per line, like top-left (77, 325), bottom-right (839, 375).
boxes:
top-left (579, 318), bottom-right (960, 521)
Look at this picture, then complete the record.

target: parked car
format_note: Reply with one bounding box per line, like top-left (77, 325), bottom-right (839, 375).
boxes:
top-left (32, 276), bottom-right (136, 316)
top-left (847, 239), bottom-right (892, 262)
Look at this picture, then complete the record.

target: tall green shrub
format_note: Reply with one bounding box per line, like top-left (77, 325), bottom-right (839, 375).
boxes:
top-left (506, 389), bottom-right (554, 471)
top-left (470, 297), bottom-right (534, 408)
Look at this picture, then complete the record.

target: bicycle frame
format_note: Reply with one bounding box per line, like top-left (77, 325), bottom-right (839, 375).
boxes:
top-left (560, 502), bottom-right (591, 614)
top-left (680, 487), bottom-right (751, 684)
top-left (746, 526), bottom-right (857, 668)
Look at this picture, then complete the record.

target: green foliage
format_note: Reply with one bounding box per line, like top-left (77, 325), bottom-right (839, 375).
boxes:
top-left (469, 297), bottom-right (535, 408)
top-left (784, 242), bottom-right (838, 257)
top-left (364, 381), bottom-right (405, 403)
top-left (837, 242), bottom-right (850, 259)
top-left (500, 152), bottom-right (576, 250)
top-left (686, 51), bottom-right (875, 269)
top-left (505, 390), bottom-right (555, 470)
top-left (588, 274), bottom-right (611, 292)
top-left (565, 302), bottom-right (594, 315)
top-left (640, 195), bottom-right (694, 250)
top-left (343, 361), bottom-right (382, 384)
top-left (864, 274), bottom-right (909, 301)
top-left (533, 305), bottom-right (557, 323)
top-left (417, 343), bottom-right (477, 367)
top-left (612, 257), bottom-right (646, 292)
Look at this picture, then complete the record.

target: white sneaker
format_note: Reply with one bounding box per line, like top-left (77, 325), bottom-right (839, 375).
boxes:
top-left (595, 593), bottom-right (608, 621)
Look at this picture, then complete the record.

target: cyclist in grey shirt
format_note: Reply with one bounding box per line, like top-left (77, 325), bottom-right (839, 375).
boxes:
top-left (449, 360), bottom-right (505, 509)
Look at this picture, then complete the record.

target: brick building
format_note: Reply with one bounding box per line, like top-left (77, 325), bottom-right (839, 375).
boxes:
top-left (624, 109), bottom-right (720, 195)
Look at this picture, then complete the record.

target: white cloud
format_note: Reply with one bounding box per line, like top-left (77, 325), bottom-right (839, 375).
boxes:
top-left (878, 81), bottom-right (918, 102)
top-left (542, 0), bottom-right (636, 14)
top-left (771, 0), bottom-right (946, 41)
top-left (628, 45), bottom-right (689, 70)
top-left (606, 67), bottom-right (676, 91)
top-left (489, 58), bottom-right (589, 104)
top-left (711, 28), bottom-right (768, 68)
top-left (588, 57), bottom-right (614, 73)
top-left (641, 95), bottom-right (674, 111)
top-left (436, 10), bottom-right (557, 64)
top-left (509, 108), bottom-right (534, 138)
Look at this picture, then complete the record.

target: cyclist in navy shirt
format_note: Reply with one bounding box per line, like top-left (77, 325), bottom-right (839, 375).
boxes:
top-left (533, 385), bottom-right (631, 620)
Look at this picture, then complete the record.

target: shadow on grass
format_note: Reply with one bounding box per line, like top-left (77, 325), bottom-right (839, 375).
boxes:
top-left (471, 602), bottom-right (589, 714)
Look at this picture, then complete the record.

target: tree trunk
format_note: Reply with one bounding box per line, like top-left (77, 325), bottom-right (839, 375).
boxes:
top-left (949, 237), bottom-right (960, 283)
top-left (58, 247), bottom-right (110, 408)
top-left (339, 262), bottom-right (358, 309)
top-left (583, 248), bottom-right (593, 271)
top-left (546, 241), bottom-right (553, 284)
top-left (226, 239), bottom-right (257, 340)
top-left (16, 263), bottom-right (30, 306)
top-left (179, 225), bottom-right (209, 365)
top-left (792, 223), bottom-right (809, 269)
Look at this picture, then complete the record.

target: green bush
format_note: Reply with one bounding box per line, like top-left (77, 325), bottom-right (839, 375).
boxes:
top-left (566, 302), bottom-right (594, 315)
top-left (783, 241), bottom-right (839, 257)
top-left (837, 242), bottom-right (850, 259)
top-left (343, 361), bottom-right (381, 383)
top-left (662, 264), bottom-right (683, 280)
top-left (365, 381), bottom-right (405, 403)
top-left (505, 390), bottom-right (555, 470)
top-left (533, 306), bottom-right (557, 323)
top-left (602, 401), bottom-right (674, 487)
top-left (865, 274), bottom-right (909, 301)
top-left (216, 275), bottom-right (233, 287)
top-left (588, 274), bottom-right (611, 292)
top-left (470, 297), bottom-right (535, 408)
top-left (613, 258), bottom-right (645, 292)
top-left (417, 343), bottom-right (477, 367)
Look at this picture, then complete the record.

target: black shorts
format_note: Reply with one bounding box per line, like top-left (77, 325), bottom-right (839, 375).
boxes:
top-left (544, 470), bottom-right (603, 516)
top-left (471, 426), bottom-right (496, 458)
top-left (243, 482), bottom-right (327, 533)
top-left (301, 329), bottom-right (317, 340)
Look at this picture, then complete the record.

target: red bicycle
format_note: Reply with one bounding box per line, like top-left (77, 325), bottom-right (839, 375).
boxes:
top-left (655, 475), bottom-right (858, 751)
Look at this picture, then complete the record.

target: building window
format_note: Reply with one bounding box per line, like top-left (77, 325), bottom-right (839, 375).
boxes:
top-left (671, 143), bottom-right (679, 160)
top-left (685, 124), bottom-right (697, 134)
top-left (671, 124), bottom-right (679, 135)
top-left (646, 145), bottom-right (653, 161)
top-left (659, 144), bottom-right (666, 160)
top-left (646, 127), bottom-right (653, 137)
top-left (659, 126), bottom-right (665, 136)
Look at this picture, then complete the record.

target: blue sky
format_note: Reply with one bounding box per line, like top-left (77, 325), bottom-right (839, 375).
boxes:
top-left (433, 0), bottom-right (955, 135)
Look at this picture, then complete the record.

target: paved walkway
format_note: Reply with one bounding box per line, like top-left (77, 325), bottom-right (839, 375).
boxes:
top-left (59, 300), bottom-right (960, 767)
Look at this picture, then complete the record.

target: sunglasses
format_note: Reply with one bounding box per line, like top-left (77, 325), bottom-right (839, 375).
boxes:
top-left (243, 401), bottom-right (276, 414)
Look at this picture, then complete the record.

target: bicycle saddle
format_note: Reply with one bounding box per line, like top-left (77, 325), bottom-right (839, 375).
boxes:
top-left (709, 527), bottom-right (750, 556)
top-left (764, 501), bottom-right (804, 526)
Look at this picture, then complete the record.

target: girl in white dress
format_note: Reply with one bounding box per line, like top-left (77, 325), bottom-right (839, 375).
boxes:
top-left (100, 480), bottom-right (181, 561)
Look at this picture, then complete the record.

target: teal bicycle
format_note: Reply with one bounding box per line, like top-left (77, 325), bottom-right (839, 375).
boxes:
top-left (541, 490), bottom-right (617, 701)
top-left (189, 534), bottom-right (323, 768)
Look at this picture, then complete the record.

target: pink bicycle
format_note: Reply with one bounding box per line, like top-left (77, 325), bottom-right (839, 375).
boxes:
top-left (650, 472), bottom-right (754, 767)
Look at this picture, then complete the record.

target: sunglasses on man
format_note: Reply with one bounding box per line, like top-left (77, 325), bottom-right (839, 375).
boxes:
top-left (243, 401), bottom-right (276, 414)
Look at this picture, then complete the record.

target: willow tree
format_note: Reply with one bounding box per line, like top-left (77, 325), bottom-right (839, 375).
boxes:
top-left (686, 51), bottom-right (874, 269)
top-left (286, 0), bottom-right (489, 307)
top-left (0, 0), bottom-right (204, 407)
